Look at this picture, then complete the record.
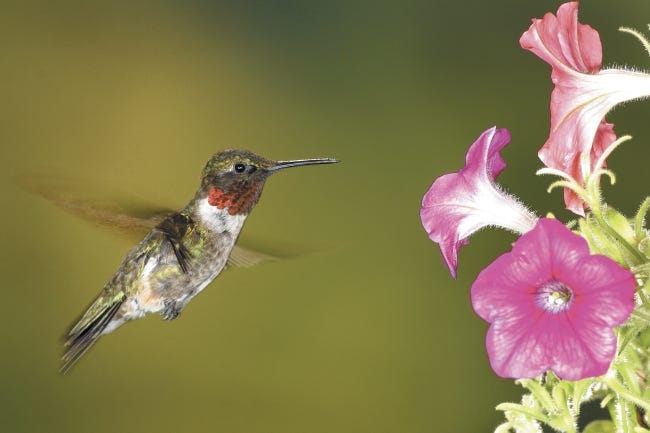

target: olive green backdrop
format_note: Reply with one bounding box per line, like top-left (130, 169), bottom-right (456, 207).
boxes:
top-left (1, 1), bottom-right (649, 432)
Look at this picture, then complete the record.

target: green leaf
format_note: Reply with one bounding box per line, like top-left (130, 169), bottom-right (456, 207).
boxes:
top-left (639, 327), bottom-right (650, 346)
top-left (572, 378), bottom-right (595, 411)
top-left (517, 379), bottom-right (556, 413)
top-left (578, 214), bottom-right (629, 266)
top-left (496, 403), bottom-right (551, 424)
top-left (604, 207), bottom-right (636, 246)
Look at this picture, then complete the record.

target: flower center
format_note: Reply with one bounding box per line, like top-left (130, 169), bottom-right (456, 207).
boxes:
top-left (536, 280), bottom-right (573, 313)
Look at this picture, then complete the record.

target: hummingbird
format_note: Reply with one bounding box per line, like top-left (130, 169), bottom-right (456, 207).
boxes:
top-left (61, 149), bottom-right (338, 373)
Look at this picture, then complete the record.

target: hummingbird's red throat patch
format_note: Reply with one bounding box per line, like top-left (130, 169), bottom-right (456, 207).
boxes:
top-left (208, 187), bottom-right (259, 215)
top-left (208, 187), bottom-right (234, 209)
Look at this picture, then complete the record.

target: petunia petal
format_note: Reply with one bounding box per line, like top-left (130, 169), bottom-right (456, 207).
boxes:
top-left (544, 317), bottom-right (617, 380)
top-left (471, 218), bottom-right (635, 380)
top-left (471, 252), bottom-right (542, 324)
top-left (520, 2), bottom-right (601, 75)
top-left (564, 254), bottom-right (636, 327)
top-left (420, 127), bottom-right (537, 277)
top-left (485, 312), bottom-right (547, 379)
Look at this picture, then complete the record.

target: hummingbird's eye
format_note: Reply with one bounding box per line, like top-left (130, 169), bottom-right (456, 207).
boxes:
top-left (234, 163), bottom-right (246, 173)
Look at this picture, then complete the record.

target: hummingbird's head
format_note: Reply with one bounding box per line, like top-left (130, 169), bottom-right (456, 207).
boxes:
top-left (200, 149), bottom-right (337, 215)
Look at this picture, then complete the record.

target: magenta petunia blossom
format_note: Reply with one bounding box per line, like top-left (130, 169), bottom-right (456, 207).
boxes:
top-left (471, 218), bottom-right (636, 380)
top-left (420, 127), bottom-right (537, 278)
top-left (520, 2), bottom-right (650, 215)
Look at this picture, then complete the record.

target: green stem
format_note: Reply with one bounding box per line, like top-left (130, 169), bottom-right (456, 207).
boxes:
top-left (634, 197), bottom-right (650, 241)
top-left (610, 396), bottom-right (635, 433)
top-left (638, 279), bottom-right (650, 305)
top-left (603, 375), bottom-right (650, 412)
top-left (546, 179), bottom-right (587, 197)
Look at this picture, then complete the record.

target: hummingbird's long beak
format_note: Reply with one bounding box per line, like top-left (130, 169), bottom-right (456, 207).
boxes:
top-left (267, 158), bottom-right (339, 172)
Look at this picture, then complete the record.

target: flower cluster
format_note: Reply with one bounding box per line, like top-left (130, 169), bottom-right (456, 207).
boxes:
top-left (420, 3), bottom-right (650, 432)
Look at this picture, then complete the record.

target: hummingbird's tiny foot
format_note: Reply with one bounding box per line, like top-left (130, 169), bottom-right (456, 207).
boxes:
top-left (162, 299), bottom-right (181, 320)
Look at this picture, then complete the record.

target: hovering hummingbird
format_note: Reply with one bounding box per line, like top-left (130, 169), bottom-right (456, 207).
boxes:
top-left (59, 149), bottom-right (338, 373)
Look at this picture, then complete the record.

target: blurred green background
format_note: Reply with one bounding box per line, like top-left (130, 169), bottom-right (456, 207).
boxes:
top-left (1, 1), bottom-right (650, 432)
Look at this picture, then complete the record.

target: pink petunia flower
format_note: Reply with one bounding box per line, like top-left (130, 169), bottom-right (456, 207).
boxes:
top-left (471, 218), bottom-right (636, 380)
top-left (420, 127), bottom-right (537, 278)
top-left (520, 2), bottom-right (650, 215)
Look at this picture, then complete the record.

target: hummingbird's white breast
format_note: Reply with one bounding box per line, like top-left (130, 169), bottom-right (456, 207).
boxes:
top-left (197, 198), bottom-right (248, 234)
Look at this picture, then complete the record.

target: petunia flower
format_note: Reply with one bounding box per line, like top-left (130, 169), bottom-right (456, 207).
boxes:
top-left (471, 218), bottom-right (636, 380)
top-left (420, 127), bottom-right (537, 278)
top-left (520, 1), bottom-right (650, 215)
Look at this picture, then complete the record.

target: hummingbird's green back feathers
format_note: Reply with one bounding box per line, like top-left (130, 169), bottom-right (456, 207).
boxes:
top-left (61, 293), bottom-right (125, 374)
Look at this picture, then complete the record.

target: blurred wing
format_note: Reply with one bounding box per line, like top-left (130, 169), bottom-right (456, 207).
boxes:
top-left (18, 173), bottom-right (295, 268)
top-left (230, 234), bottom-right (332, 268)
top-left (18, 173), bottom-right (173, 241)
top-left (227, 245), bottom-right (278, 268)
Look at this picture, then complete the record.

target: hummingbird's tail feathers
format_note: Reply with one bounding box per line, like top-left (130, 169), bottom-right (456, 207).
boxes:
top-left (61, 296), bottom-right (125, 374)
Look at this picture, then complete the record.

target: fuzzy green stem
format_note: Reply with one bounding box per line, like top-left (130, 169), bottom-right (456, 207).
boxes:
top-left (610, 396), bottom-right (635, 433)
top-left (551, 385), bottom-right (577, 433)
top-left (603, 375), bottom-right (650, 412)
top-left (591, 136), bottom-right (631, 180)
top-left (536, 167), bottom-right (576, 182)
top-left (546, 180), bottom-right (587, 199)
top-left (594, 168), bottom-right (616, 186)
top-left (639, 278), bottom-right (650, 304)
top-left (634, 197), bottom-right (650, 241)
